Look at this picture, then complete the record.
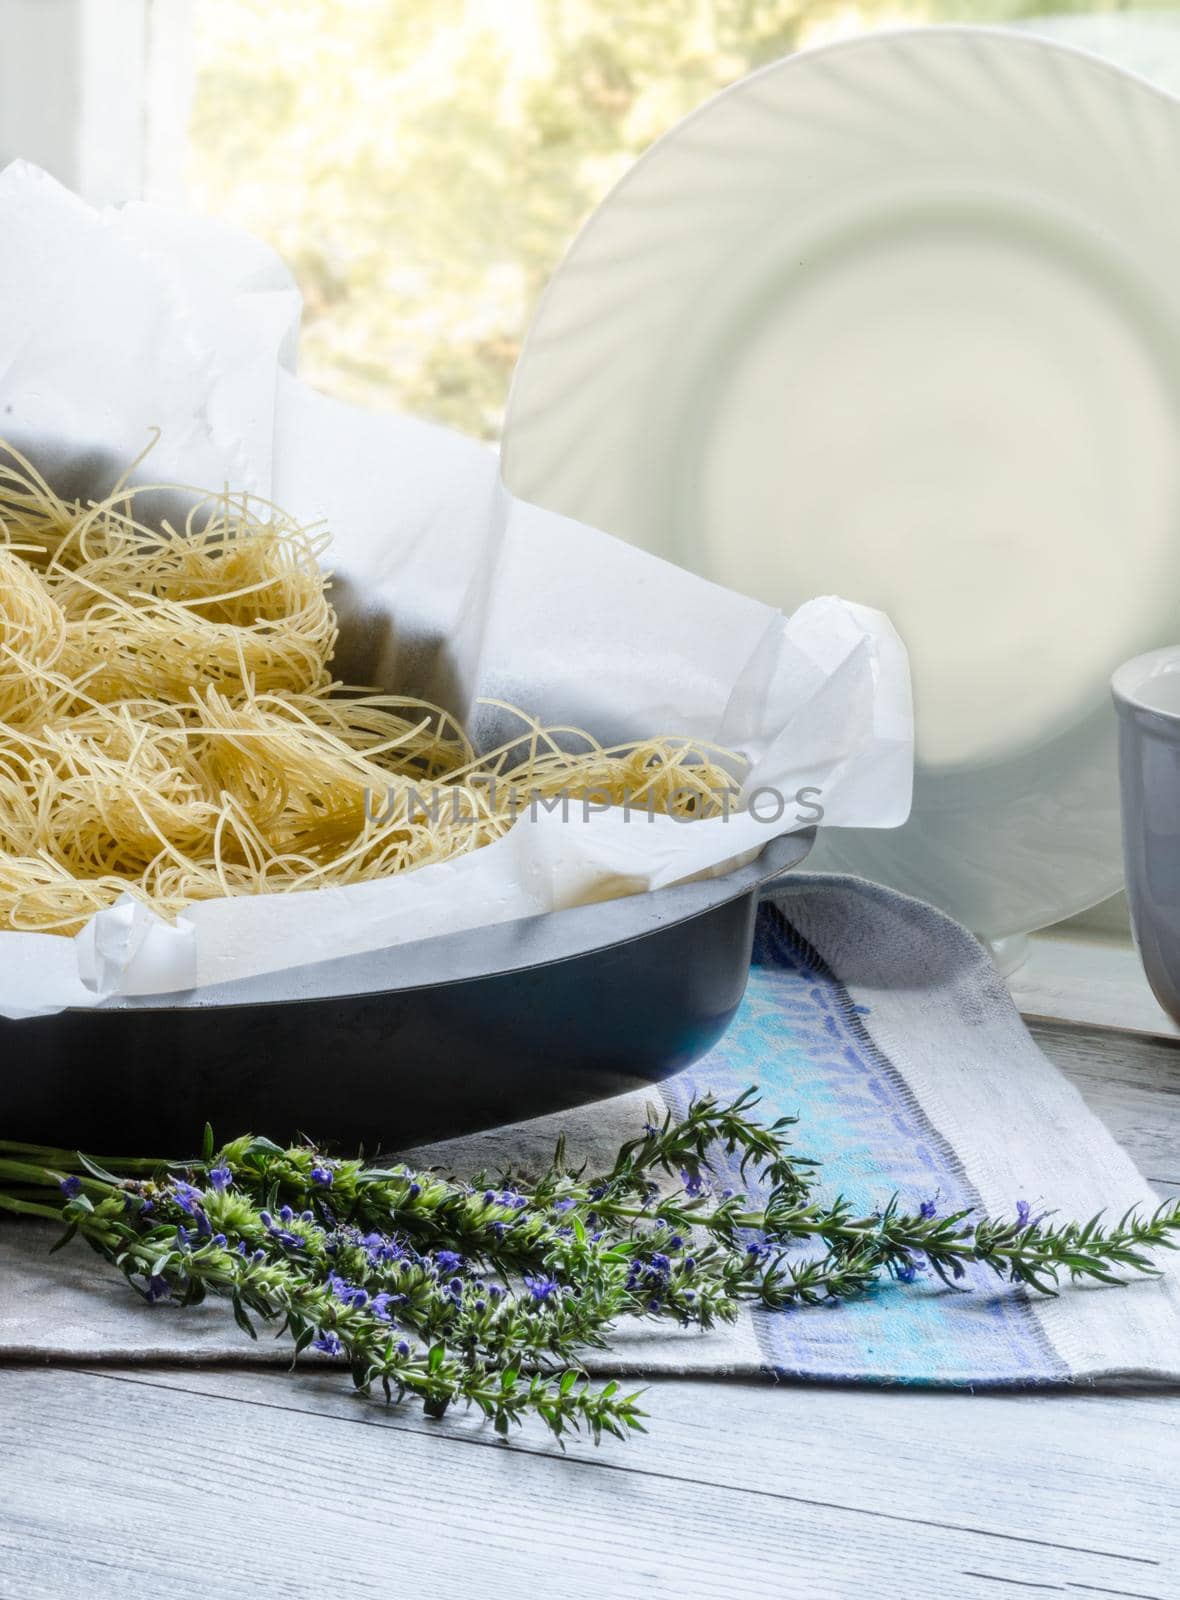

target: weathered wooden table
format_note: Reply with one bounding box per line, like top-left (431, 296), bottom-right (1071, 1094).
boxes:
top-left (2, 999), bottom-right (1178, 1600)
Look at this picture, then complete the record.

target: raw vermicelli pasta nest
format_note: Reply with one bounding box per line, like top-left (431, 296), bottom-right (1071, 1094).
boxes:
top-left (0, 443), bottom-right (744, 934)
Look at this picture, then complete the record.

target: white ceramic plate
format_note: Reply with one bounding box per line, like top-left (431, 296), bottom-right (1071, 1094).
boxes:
top-left (502, 27), bottom-right (1180, 939)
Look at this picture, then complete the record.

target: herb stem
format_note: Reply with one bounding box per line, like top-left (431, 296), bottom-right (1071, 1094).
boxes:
top-left (0, 1140), bottom-right (164, 1173)
top-left (0, 1193), bottom-right (61, 1220)
top-left (6, 1090), bottom-right (1178, 1440)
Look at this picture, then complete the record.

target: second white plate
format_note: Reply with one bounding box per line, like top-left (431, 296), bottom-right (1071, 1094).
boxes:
top-left (502, 27), bottom-right (1180, 938)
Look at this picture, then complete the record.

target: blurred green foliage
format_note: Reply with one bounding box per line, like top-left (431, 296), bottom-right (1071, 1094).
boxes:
top-left (190, 0), bottom-right (1130, 439)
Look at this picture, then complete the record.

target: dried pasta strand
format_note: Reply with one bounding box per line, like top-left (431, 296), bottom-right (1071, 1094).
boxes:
top-left (0, 442), bottom-right (745, 935)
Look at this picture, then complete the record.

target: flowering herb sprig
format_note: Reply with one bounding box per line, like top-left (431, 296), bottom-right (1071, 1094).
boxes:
top-left (2, 1089), bottom-right (1179, 1443)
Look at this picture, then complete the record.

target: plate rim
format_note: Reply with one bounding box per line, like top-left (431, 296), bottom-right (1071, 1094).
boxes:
top-left (505, 21), bottom-right (1180, 476)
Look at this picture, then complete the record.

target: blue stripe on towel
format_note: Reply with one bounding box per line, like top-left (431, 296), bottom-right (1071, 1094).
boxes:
top-left (661, 899), bottom-right (1064, 1385)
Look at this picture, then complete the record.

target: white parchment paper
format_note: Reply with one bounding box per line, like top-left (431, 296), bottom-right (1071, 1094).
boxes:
top-left (0, 162), bottom-right (913, 1017)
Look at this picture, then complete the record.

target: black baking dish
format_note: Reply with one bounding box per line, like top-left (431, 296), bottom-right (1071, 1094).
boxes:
top-left (1, 830), bottom-right (813, 1154)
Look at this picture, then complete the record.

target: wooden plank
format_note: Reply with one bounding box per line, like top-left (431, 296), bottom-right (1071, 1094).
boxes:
top-left (1029, 1022), bottom-right (1180, 1197)
top-left (1011, 934), bottom-right (1180, 1040)
top-left (2, 1367), bottom-right (1176, 1599)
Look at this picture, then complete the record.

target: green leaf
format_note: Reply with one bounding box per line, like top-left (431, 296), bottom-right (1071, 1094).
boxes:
top-left (78, 1152), bottom-right (121, 1186)
top-left (428, 1342), bottom-right (445, 1373)
top-left (202, 1123), bottom-right (215, 1163)
top-left (231, 1292), bottom-right (258, 1341)
top-left (244, 1137), bottom-right (286, 1160)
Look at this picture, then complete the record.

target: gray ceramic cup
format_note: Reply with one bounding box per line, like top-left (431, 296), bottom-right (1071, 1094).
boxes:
top-left (1112, 646), bottom-right (1180, 1024)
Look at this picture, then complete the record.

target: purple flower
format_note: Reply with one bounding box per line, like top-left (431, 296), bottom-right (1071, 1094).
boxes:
top-left (259, 1209), bottom-right (303, 1250)
top-left (553, 1197), bottom-right (577, 1213)
top-left (1015, 1199), bottom-right (1032, 1229)
top-left (627, 1251), bottom-right (676, 1294)
top-left (523, 1274), bottom-right (559, 1304)
top-left (434, 1249), bottom-right (463, 1275)
top-left (207, 1166), bottom-right (232, 1193)
top-left (407, 1182), bottom-right (421, 1200)
top-left (328, 1273), bottom-right (368, 1310)
top-left (396, 1340), bottom-right (410, 1358)
top-left (363, 1232), bottom-right (405, 1266)
top-left (311, 1165), bottom-right (334, 1188)
top-left (680, 1169), bottom-right (705, 1199)
top-left (146, 1275), bottom-right (171, 1303)
top-left (895, 1256), bottom-right (925, 1284)
top-left (313, 1330), bottom-right (342, 1356)
top-left (170, 1179), bottom-right (205, 1217)
top-left (59, 1175), bottom-right (83, 1199)
top-left (176, 1224), bottom-right (193, 1248)
top-left (173, 1182), bottom-right (212, 1237)
top-left (919, 1197), bottom-right (938, 1221)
